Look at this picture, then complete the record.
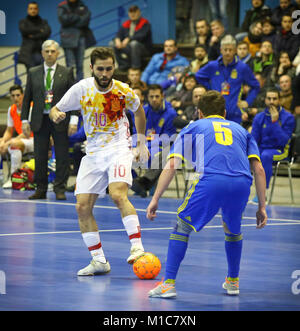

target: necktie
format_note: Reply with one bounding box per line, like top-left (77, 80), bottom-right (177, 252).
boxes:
top-left (45, 68), bottom-right (52, 110)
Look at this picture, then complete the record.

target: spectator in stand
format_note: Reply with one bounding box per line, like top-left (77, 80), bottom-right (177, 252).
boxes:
top-left (58, 0), bottom-right (96, 81)
top-left (0, 85), bottom-right (34, 189)
top-left (176, 0), bottom-right (193, 43)
top-left (261, 18), bottom-right (276, 44)
top-left (208, 19), bottom-right (226, 61)
top-left (110, 5), bottom-right (152, 71)
top-left (252, 40), bottom-right (275, 78)
top-left (196, 35), bottom-right (260, 124)
top-left (190, 45), bottom-right (209, 73)
top-left (250, 87), bottom-right (295, 204)
top-left (267, 51), bottom-right (296, 88)
top-left (126, 68), bottom-right (148, 93)
top-left (194, 19), bottom-right (211, 49)
top-left (18, 2), bottom-right (51, 72)
top-left (130, 84), bottom-right (177, 198)
top-left (170, 74), bottom-right (198, 113)
top-left (173, 84), bottom-right (207, 130)
top-left (279, 74), bottom-right (294, 112)
top-left (141, 39), bottom-right (189, 85)
top-left (243, 20), bottom-right (263, 58)
top-left (236, 0), bottom-right (272, 41)
top-left (271, 0), bottom-right (296, 30)
top-left (273, 14), bottom-right (300, 61)
top-left (236, 41), bottom-right (253, 68)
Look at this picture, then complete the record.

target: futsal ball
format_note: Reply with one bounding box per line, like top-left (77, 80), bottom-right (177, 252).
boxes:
top-left (133, 252), bottom-right (161, 279)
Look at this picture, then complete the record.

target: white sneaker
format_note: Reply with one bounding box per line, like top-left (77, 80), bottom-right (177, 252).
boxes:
top-left (2, 179), bottom-right (12, 189)
top-left (77, 259), bottom-right (111, 276)
top-left (127, 244), bottom-right (144, 264)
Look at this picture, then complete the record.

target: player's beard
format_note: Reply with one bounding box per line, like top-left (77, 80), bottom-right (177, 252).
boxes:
top-left (93, 73), bottom-right (113, 89)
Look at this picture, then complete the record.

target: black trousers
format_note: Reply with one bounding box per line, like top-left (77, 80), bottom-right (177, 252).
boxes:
top-left (33, 115), bottom-right (69, 193)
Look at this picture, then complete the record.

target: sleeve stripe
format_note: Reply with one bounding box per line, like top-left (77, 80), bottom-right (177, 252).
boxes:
top-left (248, 154), bottom-right (261, 162)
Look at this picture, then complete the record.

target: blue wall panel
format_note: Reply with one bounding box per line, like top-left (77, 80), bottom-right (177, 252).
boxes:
top-left (0, 0), bottom-right (176, 46)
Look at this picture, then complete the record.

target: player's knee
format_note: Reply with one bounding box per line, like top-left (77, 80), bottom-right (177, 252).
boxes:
top-left (75, 201), bottom-right (92, 218)
top-left (109, 191), bottom-right (127, 207)
top-left (176, 218), bottom-right (193, 235)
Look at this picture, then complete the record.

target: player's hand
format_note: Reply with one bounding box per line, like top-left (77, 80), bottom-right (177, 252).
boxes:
top-left (269, 105), bottom-right (279, 122)
top-left (22, 122), bottom-right (31, 138)
top-left (50, 107), bottom-right (66, 124)
top-left (133, 143), bottom-right (150, 164)
top-left (256, 208), bottom-right (267, 229)
top-left (146, 199), bottom-right (158, 221)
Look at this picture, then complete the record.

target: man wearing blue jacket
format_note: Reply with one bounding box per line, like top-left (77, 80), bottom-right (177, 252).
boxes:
top-left (141, 39), bottom-right (189, 85)
top-left (195, 35), bottom-right (260, 124)
top-left (131, 84), bottom-right (177, 197)
top-left (250, 87), bottom-right (295, 203)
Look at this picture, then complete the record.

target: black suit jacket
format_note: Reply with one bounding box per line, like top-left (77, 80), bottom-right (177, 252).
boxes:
top-left (21, 64), bottom-right (75, 132)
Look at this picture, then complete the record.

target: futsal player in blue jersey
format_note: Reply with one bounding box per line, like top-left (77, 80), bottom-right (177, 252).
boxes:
top-left (146, 90), bottom-right (267, 298)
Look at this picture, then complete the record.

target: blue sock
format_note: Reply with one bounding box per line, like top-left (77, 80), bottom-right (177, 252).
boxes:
top-left (164, 231), bottom-right (189, 281)
top-left (224, 233), bottom-right (243, 279)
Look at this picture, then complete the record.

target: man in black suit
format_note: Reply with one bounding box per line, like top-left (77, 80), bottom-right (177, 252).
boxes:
top-left (21, 39), bottom-right (77, 200)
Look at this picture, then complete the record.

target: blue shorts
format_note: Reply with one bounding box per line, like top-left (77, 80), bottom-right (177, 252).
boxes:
top-left (177, 174), bottom-right (251, 234)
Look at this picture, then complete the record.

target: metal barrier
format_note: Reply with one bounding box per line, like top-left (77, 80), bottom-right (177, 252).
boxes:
top-left (0, 0), bottom-right (148, 97)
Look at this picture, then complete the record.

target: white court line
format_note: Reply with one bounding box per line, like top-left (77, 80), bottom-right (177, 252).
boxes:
top-left (1, 198), bottom-right (300, 224)
top-left (0, 222), bottom-right (299, 237)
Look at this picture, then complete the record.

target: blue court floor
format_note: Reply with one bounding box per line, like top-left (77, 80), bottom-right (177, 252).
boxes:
top-left (0, 189), bottom-right (299, 311)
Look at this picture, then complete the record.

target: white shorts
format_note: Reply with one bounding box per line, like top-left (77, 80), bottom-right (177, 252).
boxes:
top-left (21, 137), bottom-right (34, 154)
top-left (75, 148), bottom-right (134, 197)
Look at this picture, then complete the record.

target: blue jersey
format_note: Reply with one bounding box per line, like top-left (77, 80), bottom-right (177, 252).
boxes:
top-left (169, 115), bottom-right (260, 182)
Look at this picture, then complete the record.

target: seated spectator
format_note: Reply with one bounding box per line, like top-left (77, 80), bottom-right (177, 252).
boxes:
top-left (208, 19), bottom-right (226, 61)
top-left (130, 84), bottom-right (177, 197)
top-left (267, 51), bottom-right (296, 87)
top-left (273, 14), bottom-right (300, 61)
top-left (250, 87), bottom-right (295, 203)
top-left (261, 18), bottom-right (276, 44)
top-left (141, 39), bottom-right (189, 85)
top-left (0, 85), bottom-right (34, 188)
top-left (194, 19), bottom-right (211, 49)
top-left (237, 40), bottom-right (253, 68)
top-left (110, 5), bottom-right (152, 71)
top-left (271, 0), bottom-right (296, 30)
top-left (170, 74), bottom-right (198, 112)
top-left (126, 67), bottom-right (148, 92)
top-left (189, 45), bottom-right (209, 73)
top-left (243, 20), bottom-right (263, 57)
top-left (160, 66), bottom-right (187, 101)
top-left (18, 2), bottom-right (51, 71)
top-left (237, 0), bottom-right (272, 41)
top-left (173, 84), bottom-right (207, 130)
top-left (252, 40), bottom-right (275, 78)
top-left (279, 74), bottom-right (294, 112)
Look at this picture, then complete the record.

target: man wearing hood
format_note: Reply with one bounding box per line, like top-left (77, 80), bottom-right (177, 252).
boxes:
top-left (195, 35), bottom-right (260, 124)
top-left (18, 2), bottom-right (51, 71)
top-left (58, 0), bottom-right (95, 81)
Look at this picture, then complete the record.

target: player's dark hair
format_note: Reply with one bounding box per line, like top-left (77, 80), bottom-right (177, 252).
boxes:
top-left (90, 47), bottom-right (116, 66)
top-left (9, 84), bottom-right (23, 94)
top-left (198, 90), bottom-right (225, 117)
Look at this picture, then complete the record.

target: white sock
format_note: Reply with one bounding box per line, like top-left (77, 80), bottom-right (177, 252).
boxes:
top-left (82, 231), bottom-right (106, 263)
top-left (122, 215), bottom-right (143, 248)
top-left (9, 148), bottom-right (22, 174)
